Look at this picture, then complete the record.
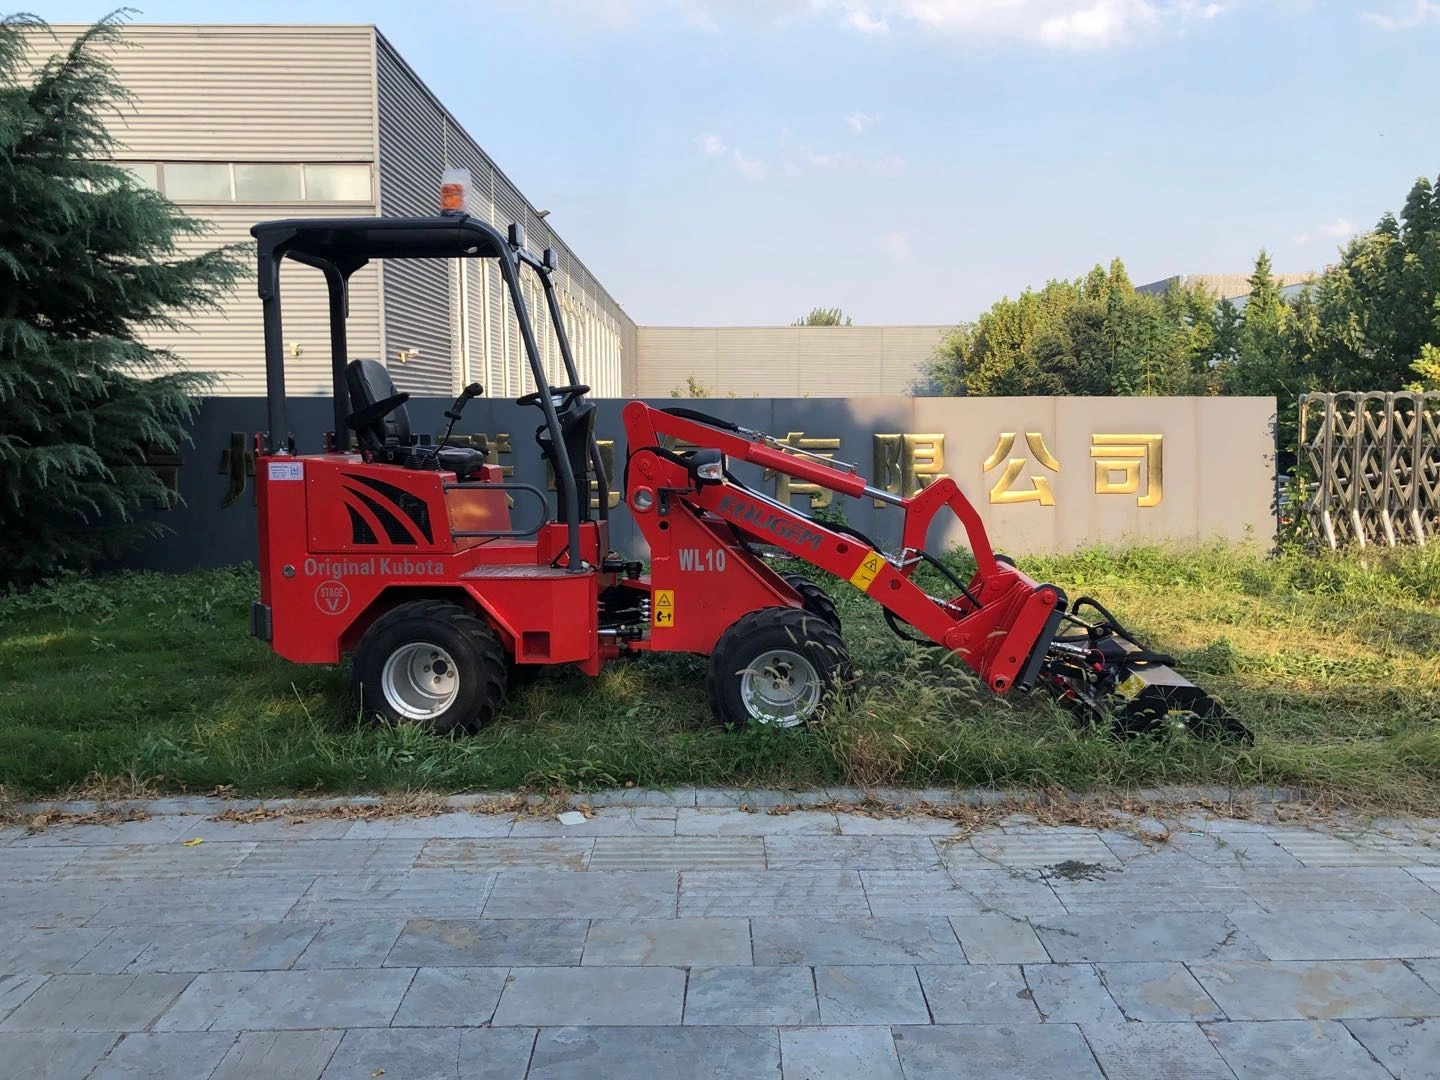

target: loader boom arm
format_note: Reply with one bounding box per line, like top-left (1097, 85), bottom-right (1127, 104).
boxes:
top-left (622, 403), bottom-right (1065, 695)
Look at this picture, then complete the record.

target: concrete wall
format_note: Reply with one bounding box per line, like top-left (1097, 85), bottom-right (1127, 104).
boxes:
top-left (635, 326), bottom-right (952, 397)
top-left (124, 395), bottom-right (1275, 573)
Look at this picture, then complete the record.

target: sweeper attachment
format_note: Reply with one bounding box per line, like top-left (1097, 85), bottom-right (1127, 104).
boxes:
top-left (247, 209), bottom-right (1248, 743)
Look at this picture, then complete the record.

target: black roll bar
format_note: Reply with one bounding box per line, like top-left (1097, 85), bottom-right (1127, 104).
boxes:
top-left (251, 215), bottom-right (588, 573)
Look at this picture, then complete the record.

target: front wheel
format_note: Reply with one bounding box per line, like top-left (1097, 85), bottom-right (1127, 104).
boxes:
top-left (351, 600), bottom-right (508, 734)
top-left (781, 573), bottom-right (842, 633)
top-left (706, 607), bottom-right (853, 728)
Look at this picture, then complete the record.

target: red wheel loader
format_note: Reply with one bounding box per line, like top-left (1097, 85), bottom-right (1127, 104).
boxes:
top-left (248, 212), bottom-right (1248, 742)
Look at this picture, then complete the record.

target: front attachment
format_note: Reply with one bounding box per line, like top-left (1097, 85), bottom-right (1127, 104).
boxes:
top-left (1037, 597), bottom-right (1252, 744)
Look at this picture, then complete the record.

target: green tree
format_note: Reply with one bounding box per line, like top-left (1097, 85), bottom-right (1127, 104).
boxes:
top-left (0, 15), bottom-right (243, 585)
top-left (792, 307), bottom-right (852, 327)
top-left (1226, 251), bottom-right (1299, 398)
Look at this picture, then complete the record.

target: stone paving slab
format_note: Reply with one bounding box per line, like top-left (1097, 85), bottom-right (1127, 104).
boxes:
top-left (683, 966), bottom-right (819, 1026)
top-left (814, 965), bottom-right (930, 1025)
top-left (1032, 911), bottom-right (1265, 962)
top-left (1345, 1016), bottom-right (1440, 1078)
top-left (1022, 963), bottom-right (1126, 1026)
top-left (914, 965), bottom-right (1039, 1023)
top-left (764, 835), bottom-right (942, 870)
top-left (85, 920), bottom-right (322, 974)
top-left (1081, 1021), bottom-right (1234, 1080)
top-left (588, 836), bottom-right (763, 872)
top-left (387, 918), bottom-right (589, 968)
top-left (0, 973), bottom-right (192, 1032)
top-left (0, 1032), bottom-right (120, 1079)
top-left (492, 967), bottom-right (686, 1026)
top-left (680, 870), bottom-right (867, 917)
top-left (750, 917), bottom-right (962, 965)
top-left (11, 802), bottom-right (1440, 1078)
top-left (892, 1024), bottom-right (1102, 1080)
top-left (949, 914), bottom-right (1050, 963)
top-left (155, 969), bottom-right (416, 1031)
top-left (1206, 1018), bottom-right (1395, 1078)
top-left (581, 918), bottom-right (752, 967)
top-left (780, 1026), bottom-right (903, 1080)
top-left (486, 870), bottom-right (678, 918)
top-left (526, 1026), bottom-right (780, 1080)
top-left (87, 1031), bottom-right (236, 1080)
top-left (1097, 961), bottom-right (1226, 1022)
top-left (293, 920), bottom-right (406, 970)
top-left (209, 1030), bottom-right (344, 1080)
top-left (417, 838), bottom-right (593, 872)
top-left (1190, 958), bottom-right (1440, 1020)
top-left (1228, 907), bottom-right (1440, 960)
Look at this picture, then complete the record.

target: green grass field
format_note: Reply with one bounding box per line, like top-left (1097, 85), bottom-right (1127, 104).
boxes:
top-left (2, 545), bottom-right (1438, 810)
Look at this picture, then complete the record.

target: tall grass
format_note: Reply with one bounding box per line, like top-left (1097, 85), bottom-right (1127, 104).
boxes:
top-left (2, 545), bottom-right (1437, 809)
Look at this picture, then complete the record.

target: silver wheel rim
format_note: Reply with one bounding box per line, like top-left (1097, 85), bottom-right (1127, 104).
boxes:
top-left (381, 642), bottom-right (460, 721)
top-left (739, 648), bottom-right (822, 727)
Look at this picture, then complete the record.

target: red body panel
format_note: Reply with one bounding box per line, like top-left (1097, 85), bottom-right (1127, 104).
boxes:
top-left (256, 452), bottom-right (606, 672)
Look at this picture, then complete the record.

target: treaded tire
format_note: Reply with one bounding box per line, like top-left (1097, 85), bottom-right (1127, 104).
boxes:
top-left (706, 606), bottom-right (853, 728)
top-left (781, 573), bottom-right (842, 633)
top-left (351, 600), bottom-right (508, 735)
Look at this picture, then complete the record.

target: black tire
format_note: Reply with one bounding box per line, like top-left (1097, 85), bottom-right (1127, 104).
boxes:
top-left (781, 573), bottom-right (842, 633)
top-left (350, 600), bottom-right (508, 734)
top-left (706, 607), bottom-right (853, 728)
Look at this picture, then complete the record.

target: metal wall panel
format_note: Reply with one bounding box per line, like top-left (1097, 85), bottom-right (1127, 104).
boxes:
top-left (43, 24), bottom-right (376, 160)
top-left (375, 37), bottom-right (453, 396)
top-left (153, 204), bottom-right (382, 396)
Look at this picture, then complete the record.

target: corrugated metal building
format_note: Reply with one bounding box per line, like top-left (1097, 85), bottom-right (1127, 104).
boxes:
top-left (633, 325), bottom-right (951, 397)
top-left (40, 24), bottom-right (634, 399)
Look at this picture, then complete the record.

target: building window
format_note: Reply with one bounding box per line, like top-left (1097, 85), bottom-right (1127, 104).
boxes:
top-left (235, 163), bottom-right (302, 201)
top-left (163, 162), bottom-right (233, 202)
top-left (304, 163), bottom-right (371, 202)
top-left (119, 162), bottom-right (159, 189)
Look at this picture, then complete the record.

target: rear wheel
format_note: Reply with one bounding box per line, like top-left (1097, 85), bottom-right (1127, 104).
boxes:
top-left (351, 600), bottom-right (508, 734)
top-left (706, 607), bottom-right (852, 728)
top-left (781, 573), bottom-right (842, 633)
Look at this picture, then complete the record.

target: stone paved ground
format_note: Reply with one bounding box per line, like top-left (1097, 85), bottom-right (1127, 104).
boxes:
top-left (4, 801), bottom-right (1440, 1078)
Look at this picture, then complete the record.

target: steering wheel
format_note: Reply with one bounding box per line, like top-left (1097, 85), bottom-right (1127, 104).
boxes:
top-left (516, 384), bottom-right (589, 410)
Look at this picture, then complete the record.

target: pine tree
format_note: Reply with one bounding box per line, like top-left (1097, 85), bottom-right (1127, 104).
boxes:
top-left (0, 15), bottom-right (242, 586)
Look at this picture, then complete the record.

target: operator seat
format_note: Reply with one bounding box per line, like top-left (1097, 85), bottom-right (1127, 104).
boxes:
top-left (535, 402), bottom-right (597, 523)
top-left (344, 359), bottom-right (487, 480)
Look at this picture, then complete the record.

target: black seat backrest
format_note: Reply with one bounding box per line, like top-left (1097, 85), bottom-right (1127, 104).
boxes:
top-left (537, 404), bottom-right (597, 523)
top-left (346, 359), bottom-right (411, 451)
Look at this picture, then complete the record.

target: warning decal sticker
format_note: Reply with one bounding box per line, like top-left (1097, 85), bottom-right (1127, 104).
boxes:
top-left (848, 551), bottom-right (884, 592)
top-left (652, 589), bottom-right (676, 627)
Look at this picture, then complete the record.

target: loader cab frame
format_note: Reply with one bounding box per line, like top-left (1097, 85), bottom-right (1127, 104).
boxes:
top-left (250, 214), bottom-right (607, 572)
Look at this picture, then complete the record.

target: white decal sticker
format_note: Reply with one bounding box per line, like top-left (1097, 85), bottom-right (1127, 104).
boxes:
top-left (314, 579), bottom-right (351, 615)
top-left (269, 461), bottom-right (304, 481)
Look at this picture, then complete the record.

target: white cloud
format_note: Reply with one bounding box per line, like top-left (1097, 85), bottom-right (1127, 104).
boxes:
top-left (846, 8), bottom-right (890, 31)
top-left (844, 110), bottom-right (878, 134)
top-left (732, 148), bottom-right (770, 179)
top-left (882, 231), bottom-right (911, 261)
top-left (540, 0), bottom-right (1238, 49)
top-left (1362, 0), bottom-right (1440, 29)
top-left (699, 133), bottom-right (726, 155)
top-left (1294, 217), bottom-right (1357, 245)
top-left (782, 161), bottom-right (805, 177)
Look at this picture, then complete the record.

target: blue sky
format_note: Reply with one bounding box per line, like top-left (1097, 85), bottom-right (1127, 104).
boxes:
top-left (47, 1), bottom-right (1440, 325)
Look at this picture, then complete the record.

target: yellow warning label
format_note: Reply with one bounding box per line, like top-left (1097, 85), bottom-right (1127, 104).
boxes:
top-left (1116, 674), bottom-right (1146, 700)
top-left (848, 551), bottom-right (885, 592)
top-left (652, 589), bottom-right (676, 628)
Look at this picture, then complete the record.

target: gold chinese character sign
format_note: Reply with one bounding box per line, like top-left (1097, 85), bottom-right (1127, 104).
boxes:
top-left (873, 434), bottom-right (947, 507)
top-left (1091, 434), bottom-right (1163, 507)
top-left (984, 432), bottom-right (1060, 506)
